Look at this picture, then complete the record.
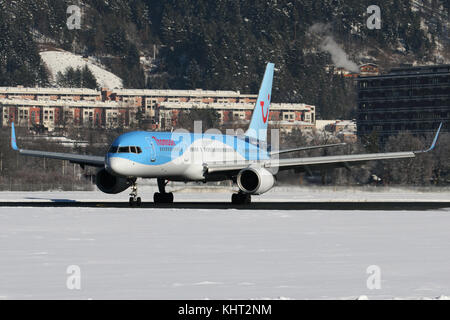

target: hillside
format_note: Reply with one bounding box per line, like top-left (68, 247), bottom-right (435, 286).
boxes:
top-left (0, 0), bottom-right (448, 119)
top-left (40, 50), bottom-right (123, 88)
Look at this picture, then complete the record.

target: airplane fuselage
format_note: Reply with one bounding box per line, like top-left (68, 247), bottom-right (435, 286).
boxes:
top-left (106, 131), bottom-right (271, 181)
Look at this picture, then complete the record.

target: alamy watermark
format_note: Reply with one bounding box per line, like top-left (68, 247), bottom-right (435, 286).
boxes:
top-left (67, 5), bottom-right (82, 30)
top-left (366, 265), bottom-right (382, 290)
top-left (66, 265), bottom-right (82, 290)
top-left (367, 5), bottom-right (381, 30)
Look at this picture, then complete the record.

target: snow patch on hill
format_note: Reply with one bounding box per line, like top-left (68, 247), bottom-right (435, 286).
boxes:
top-left (40, 51), bottom-right (123, 89)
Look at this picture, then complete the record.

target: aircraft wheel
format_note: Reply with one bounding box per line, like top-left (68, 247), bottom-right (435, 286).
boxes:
top-left (129, 197), bottom-right (135, 207)
top-left (136, 197), bottom-right (142, 206)
top-left (166, 192), bottom-right (174, 203)
top-left (232, 193), bottom-right (251, 205)
top-left (154, 193), bottom-right (174, 204)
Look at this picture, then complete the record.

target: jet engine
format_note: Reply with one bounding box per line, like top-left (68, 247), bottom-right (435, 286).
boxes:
top-left (96, 169), bottom-right (133, 194)
top-left (237, 166), bottom-right (275, 195)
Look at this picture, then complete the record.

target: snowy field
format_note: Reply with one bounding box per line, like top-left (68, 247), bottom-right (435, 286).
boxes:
top-left (0, 187), bottom-right (450, 300)
top-left (1, 185), bottom-right (450, 203)
top-left (40, 50), bottom-right (123, 89)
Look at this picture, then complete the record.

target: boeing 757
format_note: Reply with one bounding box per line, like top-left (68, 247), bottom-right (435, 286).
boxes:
top-left (10, 63), bottom-right (443, 205)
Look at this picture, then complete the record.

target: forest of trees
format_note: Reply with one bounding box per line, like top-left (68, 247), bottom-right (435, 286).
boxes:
top-left (0, 1), bottom-right (449, 189)
top-left (56, 65), bottom-right (98, 88)
top-left (1, 120), bottom-right (450, 191)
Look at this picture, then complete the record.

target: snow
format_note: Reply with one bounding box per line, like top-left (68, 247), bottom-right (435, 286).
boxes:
top-left (1, 188), bottom-right (450, 300)
top-left (1, 185), bottom-right (450, 203)
top-left (40, 51), bottom-right (123, 89)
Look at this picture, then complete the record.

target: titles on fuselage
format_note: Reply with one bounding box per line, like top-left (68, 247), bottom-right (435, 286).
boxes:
top-left (152, 136), bottom-right (176, 146)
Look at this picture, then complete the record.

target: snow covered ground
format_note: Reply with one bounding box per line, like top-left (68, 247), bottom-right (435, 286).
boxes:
top-left (0, 188), bottom-right (450, 300)
top-left (1, 185), bottom-right (450, 203)
top-left (40, 51), bottom-right (123, 89)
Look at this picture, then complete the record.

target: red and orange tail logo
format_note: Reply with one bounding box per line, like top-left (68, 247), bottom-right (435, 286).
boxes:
top-left (261, 94), bottom-right (271, 123)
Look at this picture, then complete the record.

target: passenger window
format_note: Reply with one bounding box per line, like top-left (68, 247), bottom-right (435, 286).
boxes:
top-left (118, 146), bottom-right (130, 153)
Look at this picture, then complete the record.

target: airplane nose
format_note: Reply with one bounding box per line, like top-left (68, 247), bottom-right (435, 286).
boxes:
top-left (106, 156), bottom-right (124, 175)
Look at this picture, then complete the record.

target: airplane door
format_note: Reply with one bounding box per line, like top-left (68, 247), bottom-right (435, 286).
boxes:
top-left (178, 136), bottom-right (189, 163)
top-left (150, 142), bottom-right (156, 162)
top-left (145, 137), bottom-right (156, 162)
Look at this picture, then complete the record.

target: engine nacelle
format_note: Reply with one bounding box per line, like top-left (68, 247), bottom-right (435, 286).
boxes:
top-left (96, 169), bottom-right (133, 194)
top-left (237, 166), bottom-right (275, 195)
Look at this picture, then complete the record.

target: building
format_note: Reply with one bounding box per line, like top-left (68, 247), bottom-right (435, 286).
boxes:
top-left (1, 98), bottom-right (129, 131)
top-left (357, 64), bottom-right (450, 141)
top-left (359, 63), bottom-right (380, 77)
top-left (0, 87), bottom-right (316, 132)
top-left (315, 120), bottom-right (357, 143)
top-left (325, 63), bottom-right (380, 78)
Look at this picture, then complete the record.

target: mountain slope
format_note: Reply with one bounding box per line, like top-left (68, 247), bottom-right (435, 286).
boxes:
top-left (0, 0), bottom-right (448, 119)
top-left (40, 51), bottom-right (123, 89)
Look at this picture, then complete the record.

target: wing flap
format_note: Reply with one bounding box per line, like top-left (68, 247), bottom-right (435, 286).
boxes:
top-left (270, 143), bottom-right (346, 156)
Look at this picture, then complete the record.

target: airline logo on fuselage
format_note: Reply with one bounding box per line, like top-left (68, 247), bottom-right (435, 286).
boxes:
top-left (152, 136), bottom-right (176, 146)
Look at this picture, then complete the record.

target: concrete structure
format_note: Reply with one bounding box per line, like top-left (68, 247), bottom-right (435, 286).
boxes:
top-left (316, 120), bottom-right (357, 143)
top-left (1, 87), bottom-right (316, 133)
top-left (357, 64), bottom-right (450, 141)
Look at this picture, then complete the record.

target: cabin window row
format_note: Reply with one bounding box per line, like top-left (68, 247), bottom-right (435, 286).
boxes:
top-left (109, 146), bottom-right (143, 154)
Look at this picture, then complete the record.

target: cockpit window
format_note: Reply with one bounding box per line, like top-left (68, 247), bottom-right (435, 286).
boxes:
top-left (109, 146), bottom-right (142, 154)
top-left (118, 146), bottom-right (130, 153)
top-left (109, 146), bottom-right (118, 153)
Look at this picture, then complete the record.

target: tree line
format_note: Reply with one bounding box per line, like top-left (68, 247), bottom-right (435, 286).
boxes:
top-left (1, 111), bottom-right (450, 191)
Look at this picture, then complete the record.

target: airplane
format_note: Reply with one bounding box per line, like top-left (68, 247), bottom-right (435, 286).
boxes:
top-left (10, 63), bottom-right (443, 205)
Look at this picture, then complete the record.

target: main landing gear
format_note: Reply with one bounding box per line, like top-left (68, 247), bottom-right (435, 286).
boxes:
top-left (154, 178), bottom-right (174, 204)
top-left (231, 192), bottom-right (251, 205)
top-left (129, 181), bottom-right (142, 207)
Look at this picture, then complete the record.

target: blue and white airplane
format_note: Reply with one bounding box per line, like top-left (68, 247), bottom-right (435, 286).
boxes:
top-left (10, 63), bottom-right (442, 205)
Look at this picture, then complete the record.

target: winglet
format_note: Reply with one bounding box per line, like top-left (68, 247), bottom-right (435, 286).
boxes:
top-left (418, 122), bottom-right (443, 153)
top-left (11, 122), bottom-right (19, 151)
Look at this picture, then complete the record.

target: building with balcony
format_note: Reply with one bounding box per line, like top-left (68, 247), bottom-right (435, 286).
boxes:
top-left (0, 87), bottom-right (316, 133)
top-left (357, 64), bottom-right (450, 142)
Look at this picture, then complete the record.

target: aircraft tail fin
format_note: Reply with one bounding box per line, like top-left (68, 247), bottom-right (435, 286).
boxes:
top-left (245, 63), bottom-right (274, 142)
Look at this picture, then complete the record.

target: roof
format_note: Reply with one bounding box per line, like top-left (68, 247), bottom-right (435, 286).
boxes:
top-left (0, 87), bottom-right (99, 95)
top-left (112, 88), bottom-right (257, 98)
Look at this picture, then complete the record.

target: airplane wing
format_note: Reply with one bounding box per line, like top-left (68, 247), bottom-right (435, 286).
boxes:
top-left (206, 123), bottom-right (443, 175)
top-left (269, 143), bottom-right (346, 156)
top-left (10, 123), bottom-right (105, 168)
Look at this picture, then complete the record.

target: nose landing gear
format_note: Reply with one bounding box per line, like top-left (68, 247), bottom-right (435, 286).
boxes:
top-left (154, 178), bottom-right (174, 204)
top-left (129, 182), bottom-right (142, 207)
